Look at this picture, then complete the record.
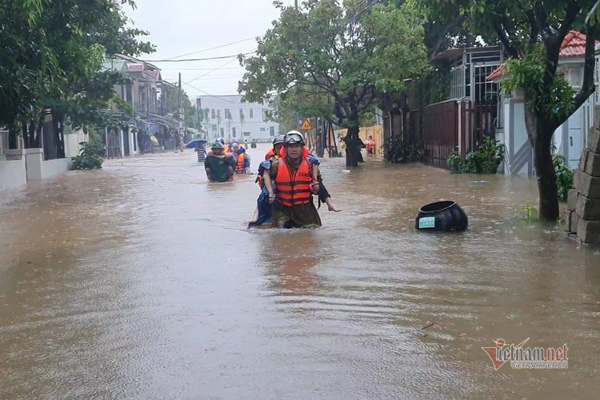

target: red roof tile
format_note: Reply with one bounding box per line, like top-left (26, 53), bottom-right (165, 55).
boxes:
top-left (560, 31), bottom-right (589, 58)
top-left (486, 64), bottom-right (507, 82)
top-left (486, 31), bottom-right (597, 81)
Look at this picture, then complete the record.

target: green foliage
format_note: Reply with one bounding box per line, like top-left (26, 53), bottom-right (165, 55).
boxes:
top-left (502, 47), bottom-right (576, 126)
top-left (424, 0), bottom-right (597, 221)
top-left (0, 0), bottom-right (154, 134)
top-left (553, 154), bottom-right (574, 202)
top-left (71, 142), bottom-right (104, 170)
top-left (239, 0), bottom-right (429, 129)
top-left (389, 134), bottom-right (423, 163)
top-left (447, 137), bottom-right (505, 174)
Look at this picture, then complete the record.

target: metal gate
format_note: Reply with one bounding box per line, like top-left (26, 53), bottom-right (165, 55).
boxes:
top-left (420, 100), bottom-right (497, 169)
top-left (422, 100), bottom-right (459, 169)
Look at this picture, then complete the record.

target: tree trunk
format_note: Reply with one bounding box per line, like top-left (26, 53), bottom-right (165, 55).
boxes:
top-left (524, 105), bottom-right (559, 221)
top-left (533, 130), bottom-right (559, 221)
top-left (53, 111), bottom-right (65, 159)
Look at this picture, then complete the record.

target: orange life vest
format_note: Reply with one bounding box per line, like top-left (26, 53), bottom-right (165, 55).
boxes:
top-left (275, 158), bottom-right (313, 207)
top-left (236, 153), bottom-right (246, 173)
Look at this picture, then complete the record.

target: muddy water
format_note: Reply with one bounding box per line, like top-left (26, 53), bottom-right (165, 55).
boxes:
top-left (1, 145), bottom-right (600, 399)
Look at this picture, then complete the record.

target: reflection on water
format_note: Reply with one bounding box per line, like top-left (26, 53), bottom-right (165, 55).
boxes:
top-left (1, 147), bottom-right (600, 399)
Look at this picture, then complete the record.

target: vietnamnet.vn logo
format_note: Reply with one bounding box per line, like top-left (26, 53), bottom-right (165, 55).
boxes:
top-left (481, 338), bottom-right (569, 370)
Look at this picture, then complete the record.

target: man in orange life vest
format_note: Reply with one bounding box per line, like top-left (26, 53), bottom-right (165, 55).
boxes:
top-left (235, 146), bottom-right (250, 174)
top-left (261, 134), bottom-right (339, 210)
top-left (263, 131), bottom-right (323, 228)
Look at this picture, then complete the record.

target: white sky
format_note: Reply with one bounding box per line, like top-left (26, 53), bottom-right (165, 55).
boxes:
top-left (125, 1), bottom-right (295, 102)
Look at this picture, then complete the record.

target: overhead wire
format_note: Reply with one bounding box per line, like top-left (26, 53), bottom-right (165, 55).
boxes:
top-left (167, 37), bottom-right (257, 60)
top-left (144, 51), bottom-right (256, 63)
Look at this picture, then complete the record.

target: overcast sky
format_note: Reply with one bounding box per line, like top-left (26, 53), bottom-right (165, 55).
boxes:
top-left (125, 1), bottom-right (295, 101)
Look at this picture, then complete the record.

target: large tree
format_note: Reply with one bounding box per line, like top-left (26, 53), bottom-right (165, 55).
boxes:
top-left (0, 0), bottom-right (154, 152)
top-left (425, 0), bottom-right (598, 221)
top-left (239, 0), bottom-right (429, 167)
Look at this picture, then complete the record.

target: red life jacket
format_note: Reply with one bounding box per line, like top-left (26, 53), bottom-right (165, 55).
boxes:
top-left (236, 153), bottom-right (246, 173)
top-left (275, 158), bottom-right (313, 207)
top-left (259, 149), bottom-right (278, 188)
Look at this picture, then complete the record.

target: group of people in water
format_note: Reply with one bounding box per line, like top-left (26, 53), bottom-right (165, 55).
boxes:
top-left (203, 140), bottom-right (250, 182)
top-left (204, 131), bottom-right (339, 228)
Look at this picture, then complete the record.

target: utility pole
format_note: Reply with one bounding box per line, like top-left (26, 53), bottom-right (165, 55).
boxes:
top-left (295, 0), bottom-right (298, 10)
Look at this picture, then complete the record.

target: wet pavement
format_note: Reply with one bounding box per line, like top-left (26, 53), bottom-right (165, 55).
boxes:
top-left (1, 144), bottom-right (600, 399)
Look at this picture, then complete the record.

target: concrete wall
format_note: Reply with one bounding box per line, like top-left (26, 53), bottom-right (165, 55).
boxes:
top-left (64, 130), bottom-right (88, 158)
top-left (24, 148), bottom-right (71, 181)
top-left (0, 158), bottom-right (27, 191)
top-left (41, 158), bottom-right (72, 179)
top-left (501, 92), bottom-right (594, 176)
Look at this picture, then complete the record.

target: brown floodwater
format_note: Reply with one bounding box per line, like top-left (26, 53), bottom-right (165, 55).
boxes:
top-left (1, 144), bottom-right (599, 399)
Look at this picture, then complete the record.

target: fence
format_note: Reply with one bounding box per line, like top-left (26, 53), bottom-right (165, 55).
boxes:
top-left (417, 100), bottom-right (496, 169)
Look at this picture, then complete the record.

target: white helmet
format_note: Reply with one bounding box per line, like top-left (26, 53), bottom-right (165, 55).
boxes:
top-left (285, 130), bottom-right (305, 145)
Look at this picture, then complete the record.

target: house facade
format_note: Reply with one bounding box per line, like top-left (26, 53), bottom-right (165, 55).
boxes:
top-left (383, 46), bottom-right (503, 167)
top-left (103, 56), bottom-right (182, 158)
top-left (489, 31), bottom-right (600, 176)
top-left (197, 95), bottom-right (280, 143)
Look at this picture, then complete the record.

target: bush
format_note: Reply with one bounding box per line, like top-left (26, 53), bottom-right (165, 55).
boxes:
top-left (447, 137), bottom-right (505, 174)
top-left (553, 154), bottom-right (573, 202)
top-left (71, 142), bottom-right (104, 170)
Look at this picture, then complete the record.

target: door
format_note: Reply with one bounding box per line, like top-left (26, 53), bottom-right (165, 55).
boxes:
top-left (123, 128), bottom-right (130, 157)
top-left (567, 107), bottom-right (584, 170)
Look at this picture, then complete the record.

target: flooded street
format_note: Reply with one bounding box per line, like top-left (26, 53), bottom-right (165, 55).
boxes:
top-left (1, 144), bottom-right (600, 399)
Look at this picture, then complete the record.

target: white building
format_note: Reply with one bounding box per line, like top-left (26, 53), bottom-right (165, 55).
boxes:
top-left (489, 31), bottom-right (600, 175)
top-left (197, 95), bottom-right (280, 143)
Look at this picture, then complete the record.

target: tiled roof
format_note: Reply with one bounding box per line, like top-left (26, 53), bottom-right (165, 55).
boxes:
top-left (560, 31), bottom-right (589, 58)
top-left (486, 31), bottom-right (597, 81)
top-left (486, 64), bottom-right (507, 82)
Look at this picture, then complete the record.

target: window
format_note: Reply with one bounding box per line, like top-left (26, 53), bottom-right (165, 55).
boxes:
top-left (249, 108), bottom-right (254, 119)
top-left (269, 126), bottom-right (275, 136)
top-left (450, 66), bottom-right (465, 99)
top-left (232, 127), bottom-right (236, 137)
top-left (260, 127), bottom-right (266, 132)
top-left (217, 109), bottom-right (221, 119)
top-left (211, 109), bottom-right (215, 119)
top-left (220, 127), bottom-right (224, 136)
top-left (473, 65), bottom-right (499, 105)
top-left (240, 109), bottom-right (244, 120)
top-left (243, 132), bottom-right (251, 137)
top-left (211, 124), bottom-right (217, 132)
top-left (262, 109), bottom-right (268, 122)
top-left (126, 84), bottom-right (133, 104)
top-left (225, 108), bottom-right (231, 120)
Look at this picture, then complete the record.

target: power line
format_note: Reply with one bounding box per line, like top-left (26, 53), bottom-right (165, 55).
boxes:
top-left (159, 67), bottom-right (243, 71)
top-left (144, 51), bottom-right (255, 63)
top-left (183, 82), bottom-right (241, 104)
top-left (184, 58), bottom-right (238, 85)
top-left (168, 37), bottom-right (257, 60)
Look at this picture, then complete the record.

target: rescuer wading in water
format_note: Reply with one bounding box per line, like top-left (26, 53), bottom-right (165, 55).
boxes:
top-left (262, 131), bottom-right (324, 228)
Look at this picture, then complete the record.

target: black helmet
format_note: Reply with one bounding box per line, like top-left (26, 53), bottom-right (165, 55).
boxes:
top-left (273, 134), bottom-right (286, 145)
top-left (285, 130), bottom-right (305, 145)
